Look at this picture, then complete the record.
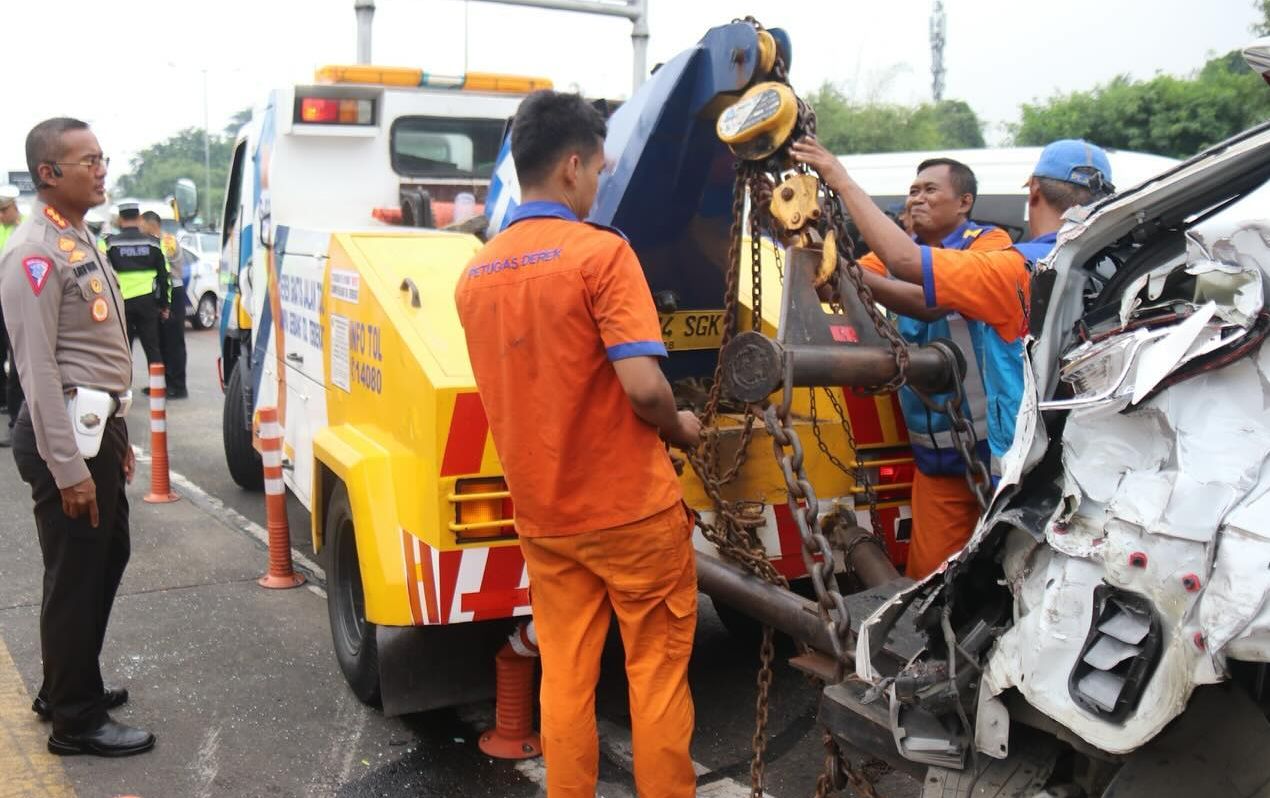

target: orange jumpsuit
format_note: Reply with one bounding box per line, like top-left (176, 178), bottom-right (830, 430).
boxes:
top-left (455, 200), bottom-right (696, 797)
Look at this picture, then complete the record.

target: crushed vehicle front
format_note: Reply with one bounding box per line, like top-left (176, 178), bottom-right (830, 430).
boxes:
top-left (852, 116), bottom-right (1270, 775)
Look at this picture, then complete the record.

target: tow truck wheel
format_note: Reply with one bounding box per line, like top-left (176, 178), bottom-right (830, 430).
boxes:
top-left (326, 483), bottom-right (381, 706)
top-left (222, 360), bottom-right (264, 491)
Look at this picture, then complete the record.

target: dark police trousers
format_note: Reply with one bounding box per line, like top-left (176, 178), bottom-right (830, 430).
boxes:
top-left (159, 293), bottom-right (187, 393)
top-left (13, 409), bottom-right (130, 734)
top-left (125, 295), bottom-right (163, 365)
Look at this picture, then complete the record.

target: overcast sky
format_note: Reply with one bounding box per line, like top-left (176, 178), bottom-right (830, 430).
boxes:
top-left (1, 0), bottom-right (1260, 187)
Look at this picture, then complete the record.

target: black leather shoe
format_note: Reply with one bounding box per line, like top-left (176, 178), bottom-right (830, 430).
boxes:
top-left (33, 687), bottom-right (129, 720)
top-left (167, 388), bottom-right (189, 399)
top-left (48, 717), bottom-right (155, 757)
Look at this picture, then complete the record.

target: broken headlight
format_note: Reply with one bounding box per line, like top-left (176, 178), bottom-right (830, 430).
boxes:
top-left (1068, 587), bottom-right (1163, 723)
top-left (1041, 327), bottom-right (1169, 411)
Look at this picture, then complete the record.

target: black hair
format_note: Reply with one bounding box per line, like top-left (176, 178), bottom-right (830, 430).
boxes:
top-left (141, 210), bottom-right (162, 226)
top-left (511, 90), bottom-right (607, 187)
top-left (1033, 176), bottom-right (1097, 213)
top-left (916, 157), bottom-right (978, 202)
top-left (26, 117), bottom-right (89, 187)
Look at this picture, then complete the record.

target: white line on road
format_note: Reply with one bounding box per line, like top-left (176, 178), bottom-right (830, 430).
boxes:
top-left (596, 719), bottom-right (770, 797)
top-left (132, 445), bottom-right (326, 584)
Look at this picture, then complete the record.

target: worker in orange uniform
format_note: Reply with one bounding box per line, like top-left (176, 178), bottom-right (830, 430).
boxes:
top-left (794, 137), bottom-right (1114, 518)
top-left (832, 158), bottom-right (1012, 578)
top-left (454, 90), bottom-right (702, 798)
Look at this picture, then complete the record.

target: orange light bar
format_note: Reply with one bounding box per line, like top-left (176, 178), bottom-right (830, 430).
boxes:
top-left (316, 65), bottom-right (423, 86)
top-left (316, 65), bottom-right (552, 94)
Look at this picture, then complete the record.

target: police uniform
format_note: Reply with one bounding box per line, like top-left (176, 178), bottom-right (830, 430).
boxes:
top-left (0, 200), bottom-right (141, 743)
top-left (157, 234), bottom-right (187, 396)
top-left (0, 184), bottom-right (23, 443)
top-left (105, 205), bottom-right (169, 365)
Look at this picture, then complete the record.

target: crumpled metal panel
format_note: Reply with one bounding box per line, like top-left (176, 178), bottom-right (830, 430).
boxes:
top-left (977, 224), bottom-right (1270, 755)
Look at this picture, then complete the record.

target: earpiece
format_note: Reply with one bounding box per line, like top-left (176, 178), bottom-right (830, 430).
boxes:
top-left (51, 164), bottom-right (63, 178)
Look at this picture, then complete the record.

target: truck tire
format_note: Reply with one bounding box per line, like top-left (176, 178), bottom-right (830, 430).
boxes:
top-left (222, 360), bottom-right (264, 491)
top-left (326, 483), bottom-right (382, 706)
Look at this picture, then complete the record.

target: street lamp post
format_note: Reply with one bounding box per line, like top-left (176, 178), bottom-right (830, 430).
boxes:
top-left (202, 68), bottom-right (212, 225)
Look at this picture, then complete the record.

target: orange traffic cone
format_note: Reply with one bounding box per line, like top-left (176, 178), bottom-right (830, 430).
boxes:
top-left (479, 621), bottom-right (541, 759)
top-left (143, 364), bottom-right (179, 504)
top-left (257, 407), bottom-right (304, 590)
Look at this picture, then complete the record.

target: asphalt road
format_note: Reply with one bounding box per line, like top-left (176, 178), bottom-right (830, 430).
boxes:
top-left (0, 325), bottom-right (920, 798)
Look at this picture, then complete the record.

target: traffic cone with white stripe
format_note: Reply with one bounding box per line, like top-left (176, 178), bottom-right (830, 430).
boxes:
top-left (257, 407), bottom-right (305, 590)
top-left (479, 620), bottom-right (541, 759)
top-left (143, 364), bottom-right (180, 504)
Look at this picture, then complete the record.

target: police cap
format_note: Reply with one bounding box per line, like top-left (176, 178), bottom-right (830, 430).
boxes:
top-left (117, 199), bottom-right (140, 219)
top-left (0, 184), bottom-right (18, 209)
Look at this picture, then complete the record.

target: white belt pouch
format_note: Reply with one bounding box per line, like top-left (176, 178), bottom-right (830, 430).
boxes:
top-left (67, 387), bottom-right (115, 458)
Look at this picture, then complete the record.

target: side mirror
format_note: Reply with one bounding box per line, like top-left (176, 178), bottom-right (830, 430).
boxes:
top-left (174, 178), bottom-right (199, 223)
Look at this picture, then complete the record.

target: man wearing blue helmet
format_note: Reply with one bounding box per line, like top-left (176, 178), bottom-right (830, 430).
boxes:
top-left (793, 137), bottom-right (1114, 499)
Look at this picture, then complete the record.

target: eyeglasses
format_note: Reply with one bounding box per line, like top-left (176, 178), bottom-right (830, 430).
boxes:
top-left (49, 155), bottom-right (110, 170)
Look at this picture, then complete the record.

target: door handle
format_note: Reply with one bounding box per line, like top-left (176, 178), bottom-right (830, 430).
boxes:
top-left (400, 277), bottom-right (422, 308)
top-left (286, 353), bottom-right (304, 364)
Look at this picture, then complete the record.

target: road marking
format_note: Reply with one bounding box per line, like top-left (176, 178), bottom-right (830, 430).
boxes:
top-left (131, 446), bottom-right (326, 584)
top-left (0, 635), bottom-right (75, 798)
top-left (596, 719), bottom-right (769, 797)
top-left (192, 723), bottom-right (222, 798)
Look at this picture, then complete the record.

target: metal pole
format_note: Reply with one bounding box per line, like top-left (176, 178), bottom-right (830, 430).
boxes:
top-left (629, 0), bottom-right (648, 90)
top-left (355, 0), bottom-right (375, 64)
top-left (202, 68), bottom-right (211, 224)
top-left (470, 0), bottom-right (646, 94)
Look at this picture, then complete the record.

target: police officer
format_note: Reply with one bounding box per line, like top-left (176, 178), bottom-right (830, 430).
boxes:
top-left (0, 184), bottom-right (23, 445)
top-left (105, 200), bottom-right (169, 368)
top-left (140, 211), bottom-right (187, 398)
top-left (1, 117), bottom-right (154, 756)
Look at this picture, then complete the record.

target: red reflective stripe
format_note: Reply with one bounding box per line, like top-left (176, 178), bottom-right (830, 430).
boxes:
top-left (401, 532), bottom-right (424, 625)
top-left (417, 538), bottom-right (441, 625)
top-left (772, 503), bottom-right (803, 561)
top-left (441, 393), bottom-right (489, 476)
top-left (461, 587), bottom-right (531, 615)
top-left (464, 545), bottom-right (528, 620)
top-left (437, 549), bottom-right (463, 623)
top-left (839, 388), bottom-right (883, 445)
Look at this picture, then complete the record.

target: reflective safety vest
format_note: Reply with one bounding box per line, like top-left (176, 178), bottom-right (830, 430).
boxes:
top-left (896, 221), bottom-right (995, 476)
top-left (978, 231), bottom-right (1058, 476)
top-left (0, 221), bottom-right (18, 254)
top-left (105, 228), bottom-right (170, 304)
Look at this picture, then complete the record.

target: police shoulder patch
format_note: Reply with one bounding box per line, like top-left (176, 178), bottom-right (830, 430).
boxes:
top-left (23, 257), bottom-right (52, 296)
top-left (43, 207), bottom-right (68, 230)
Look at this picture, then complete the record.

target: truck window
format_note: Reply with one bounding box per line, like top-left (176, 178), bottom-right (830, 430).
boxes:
top-left (222, 140), bottom-right (247, 248)
top-left (390, 117), bottom-right (505, 179)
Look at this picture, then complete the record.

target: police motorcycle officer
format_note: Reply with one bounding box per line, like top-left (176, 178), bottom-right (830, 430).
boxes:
top-left (1, 117), bottom-right (155, 757)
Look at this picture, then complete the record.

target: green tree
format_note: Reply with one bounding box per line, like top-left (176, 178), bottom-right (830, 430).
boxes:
top-left (1010, 51), bottom-right (1270, 157)
top-left (113, 108), bottom-right (251, 227)
top-left (808, 83), bottom-right (985, 154)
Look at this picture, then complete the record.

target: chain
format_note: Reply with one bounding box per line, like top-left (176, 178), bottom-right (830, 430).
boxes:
top-left (749, 625), bottom-right (777, 798)
top-left (808, 388), bottom-right (884, 540)
top-left (910, 363), bottom-right (993, 510)
top-left (813, 732), bottom-right (885, 798)
top-left (823, 190), bottom-right (911, 395)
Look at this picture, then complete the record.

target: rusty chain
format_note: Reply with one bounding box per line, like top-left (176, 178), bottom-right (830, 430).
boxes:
top-left (909, 355), bottom-right (993, 510)
top-left (695, 19), bottom-right (895, 797)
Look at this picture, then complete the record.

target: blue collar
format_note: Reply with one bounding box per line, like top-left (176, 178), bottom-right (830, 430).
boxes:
top-left (507, 200), bottom-right (578, 225)
top-left (1026, 231), bottom-right (1058, 246)
top-left (912, 220), bottom-right (985, 249)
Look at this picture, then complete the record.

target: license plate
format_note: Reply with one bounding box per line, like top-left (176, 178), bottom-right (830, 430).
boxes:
top-left (660, 310), bottom-right (725, 352)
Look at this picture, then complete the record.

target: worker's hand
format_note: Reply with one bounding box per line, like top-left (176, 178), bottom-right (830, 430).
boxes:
top-left (123, 447), bottom-right (135, 485)
top-left (60, 477), bottom-right (99, 528)
top-left (791, 137), bottom-right (849, 188)
top-left (159, 308), bottom-right (170, 321)
top-left (663, 410), bottom-right (703, 450)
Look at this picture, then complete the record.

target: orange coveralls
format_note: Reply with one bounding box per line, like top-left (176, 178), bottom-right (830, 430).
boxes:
top-left (455, 201), bottom-right (697, 798)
